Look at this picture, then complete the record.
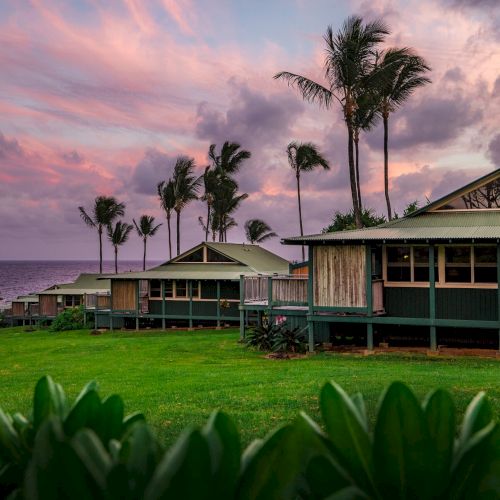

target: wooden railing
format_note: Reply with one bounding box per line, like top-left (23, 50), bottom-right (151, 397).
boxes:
top-left (243, 275), bottom-right (308, 305)
top-left (372, 279), bottom-right (384, 313)
top-left (84, 293), bottom-right (111, 310)
top-left (244, 276), bottom-right (269, 302)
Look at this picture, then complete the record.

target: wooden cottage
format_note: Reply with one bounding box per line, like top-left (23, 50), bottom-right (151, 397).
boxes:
top-left (101, 242), bottom-right (290, 330)
top-left (242, 169), bottom-right (500, 351)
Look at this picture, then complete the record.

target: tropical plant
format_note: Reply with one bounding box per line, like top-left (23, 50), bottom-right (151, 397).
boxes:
top-left (50, 306), bottom-right (86, 332)
top-left (287, 141), bottom-right (330, 261)
top-left (376, 48), bottom-right (431, 219)
top-left (209, 141), bottom-right (251, 178)
top-left (133, 215), bottom-right (162, 271)
top-left (271, 325), bottom-right (308, 353)
top-left (323, 208), bottom-right (386, 232)
top-left (157, 179), bottom-right (176, 260)
top-left (244, 219), bottom-right (277, 244)
top-left (0, 377), bottom-right (497, 499)
top-left (172, 157), bottom-right (201, 255)
top-left (78, 196), bottom-right (126, 273)
top-left (244, 323), bottom-right (281, 351)
top-left (275, 17), bottom-right (390, 229)
top-left (107, 221), bottom-right (134, 273)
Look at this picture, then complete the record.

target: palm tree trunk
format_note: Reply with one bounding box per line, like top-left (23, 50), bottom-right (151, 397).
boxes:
top-left (114, 246), bottom-right (118, 274)
top-left (143, 238), bottom-right (147, 271)
top-left (98, 225), bottom-right (103, 274)
top-left (296, 172), bottom-right (305, 262)
top-left (347, 123), bottom-right (362, 229)
top-left (167, 213), bottom-right (172, 260)
top-left (205, 203), bottom-right (210, 242)
top-left (176, 210), bottom-right (181, 256)
top-left (383, 114), bottom-right (392, 220)
top-left (354, 136), bottom-right (362, 211)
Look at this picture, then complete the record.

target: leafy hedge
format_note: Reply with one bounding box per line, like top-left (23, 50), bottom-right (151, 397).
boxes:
top-left (50, 306), bottom-right (89, 332)
top-left (0, 376), bottom-right (498, 499)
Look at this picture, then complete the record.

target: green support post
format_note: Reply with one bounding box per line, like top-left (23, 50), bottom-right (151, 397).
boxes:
top-left (365, 245), bottom-right (373, 350)
top-left (429, 245), bottom-right (437, 351)
top-left (267, 276), bottom-right (273, 327)
top-left (239, 275), bottom-right (245, 339)
top-left (307, 245), bottom-right (315, 352)
top-left (188, 281), bottom-right (193, 330)
top-left (217, 281), bottom-right (222, 329)
top-left (136, 281), bottom-right (140, 331)
top-left (497, 244), bottom-right (500, 352)
top-left (161, 280), bottom-right (166, 330)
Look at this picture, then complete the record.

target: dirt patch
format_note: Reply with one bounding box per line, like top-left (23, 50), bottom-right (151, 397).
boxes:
top-left (265, 352), bottom-right (308, 360)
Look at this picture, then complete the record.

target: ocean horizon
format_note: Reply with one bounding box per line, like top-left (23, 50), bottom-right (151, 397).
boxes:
top-left (0, 260), bottom-right (162, 309)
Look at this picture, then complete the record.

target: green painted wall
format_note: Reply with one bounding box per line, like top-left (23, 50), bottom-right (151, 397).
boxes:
top-left (192, 301), bottom-right (217, 316)
top-left (436, 288), bottom-right (498, 321)
top-left (165, 301), bottom-right (189, 315)
top-left (384, 288), bottom-right (429, 318)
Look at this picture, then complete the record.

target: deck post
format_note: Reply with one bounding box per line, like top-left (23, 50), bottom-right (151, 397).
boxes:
top-left (307, 245), bottom-right (315, 352)
top-left (497, 244), bottom-right (500, 352)
top-left (161, 280), bottom-right (166, 330)
top-left (365, 245), bottom-right (373, 350)
top-left (239, 275), bottom-right (245, 339)
top-left (429, 245), bottom-right (437, 351)
top-left (267, 276), bottom-right (273, 327)
top-left (217, 281), bottom-right (222, 329)
top-left (136, 281), bottom-right (140, 331)
top-left (188, 281), bottom-right (193, 330)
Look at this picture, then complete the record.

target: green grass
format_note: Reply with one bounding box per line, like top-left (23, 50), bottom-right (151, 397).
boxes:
top-left (0, 326), bottom-right (498, 446)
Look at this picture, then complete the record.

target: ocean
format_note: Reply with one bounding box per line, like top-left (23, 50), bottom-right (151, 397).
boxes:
top-left (0, 260), bottom-right (162, 310)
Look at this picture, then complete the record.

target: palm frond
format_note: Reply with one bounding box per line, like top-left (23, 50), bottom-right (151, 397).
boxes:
top-left (274, 71), bottom-right (334, 109)
top-left (78, 207), bottom-right (96, 228)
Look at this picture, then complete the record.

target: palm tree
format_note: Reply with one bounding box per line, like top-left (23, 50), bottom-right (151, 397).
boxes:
top-left (211, 180), bottom-right (248, 242)
top-left (287, 141), bottom-right (330, 261)
top-left (244, 219), bottom-right (277, 244)
top-left (133, 215), bottom-right (162, 271)
top-left (200, 166), bottom-right (219, 241)
top-left (209, 141), bottom-right (251, 178)
top-left (275, 17), bottom-right (389, 229)
top-left (172, 157), bottom-right (201, 255)
top-left (377, 48), bottom-right (431, 219)
top-left (78, 196), bottom-right (125, 273)
top-left (157, 179), bottom-right (175, 260)
top-left (107, 221), bottom-right (134, 274)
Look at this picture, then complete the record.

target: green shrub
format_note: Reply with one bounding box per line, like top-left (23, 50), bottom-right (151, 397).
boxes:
top-left (272, 325), bottom-right (307, 353)
top-left (0, 377), bottom-right (498, 499)
top-left (245, 323), bottom-right (280, 351)
top-left (50, 306), bottom-right (88, 332)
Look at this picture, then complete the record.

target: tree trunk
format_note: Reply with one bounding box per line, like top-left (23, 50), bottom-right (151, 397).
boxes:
top-left (176, 210), bottom-right (181, 256)
top-left (98, 225), bottom-right (103, 274)
top-left (296, 172), bottom-right (305, 262)
top-left (114, 246), bottom-right (118, 274)
top-left (354, 135), bottom-right (362, 211)
top-left (143, 238), bottom-right (147, 271)
top-left (205, 203), bottom-right (210, 242)
top-left (167, 213), bottom-right (172, 260)
top-left (383, 114), bottom-right (392, 220)
top-left (347, 123), bottom-right (362, 228)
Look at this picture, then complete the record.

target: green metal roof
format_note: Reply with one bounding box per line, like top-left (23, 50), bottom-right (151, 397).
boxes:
top-left (12, 295), bottom-right (39, 303)
top-left (283, 211), bottom-right (500, 244)
top-left (41, 274), bottom-right (110, 295)
top-left (107, 243), bottom-right (290, 280)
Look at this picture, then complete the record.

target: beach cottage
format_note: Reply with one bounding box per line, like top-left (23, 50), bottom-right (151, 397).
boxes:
top-left (241, 169), bottom-right (500, 351)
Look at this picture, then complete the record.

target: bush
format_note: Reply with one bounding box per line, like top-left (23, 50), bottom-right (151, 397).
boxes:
top-left (0, 377), bottom-right (498, 499)
top-left (50, 306), bottom-right (88, 331)
top-left (245, 323), bottom-right (280, 351)
top-left (246, 323), bottom-right (308, 353)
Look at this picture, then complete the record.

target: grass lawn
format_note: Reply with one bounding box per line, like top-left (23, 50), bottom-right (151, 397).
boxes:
top-left (0, 326), bottom-right (498, 447)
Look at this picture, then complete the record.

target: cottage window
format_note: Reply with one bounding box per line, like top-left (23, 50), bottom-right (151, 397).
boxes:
top-left (150, 280), bottom-right (162, 298)
top-left (175, 280), bottom-right (188, 298)
top-left (192, 281), bottom-right (200, 298)
top-left (474, 247), bottom-right (497, 283)
top-left (164, 281), bottom-right (173, 298)
top-left (177, 248), bottom-right (204, 262)
top-left (444, 246), bottom-right (497, 284)
top-left (445, 247), bottom-right (471, 282)
top-left (386, 246), bottom-right (439, 283)
top-left (206, 248), bottom-right (235, 263)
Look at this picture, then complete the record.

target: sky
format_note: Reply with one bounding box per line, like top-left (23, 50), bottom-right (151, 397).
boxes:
top-left (0, 0), bottom-right (499, 263)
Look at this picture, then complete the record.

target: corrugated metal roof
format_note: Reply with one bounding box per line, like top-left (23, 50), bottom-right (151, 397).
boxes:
top-left (41, 274), bottom-right (111, 294)
top-left (283, 211), bottom-right (500, 244)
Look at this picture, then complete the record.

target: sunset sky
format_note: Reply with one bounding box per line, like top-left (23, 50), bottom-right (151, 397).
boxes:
top-left (0, 0), bottom-right (499, 262)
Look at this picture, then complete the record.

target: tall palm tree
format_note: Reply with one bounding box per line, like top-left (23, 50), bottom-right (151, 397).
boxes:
top-left (377, 48), bottom-right (431, 219)
top-left (211, 180), bottom-right (248, 242)
top-left (107, 221), bottom-right (134, 274)
top-left (275, 17), bottom-right (389, 229)
top-left (200, 166), bottom-right (219, 241)
top-left (244, 219), bottom-right (277, 244)
top-left (157, 179), bottom-right (175, 260)
top-left (209, 142), bottom-right (251, 178)
top-left (133, 215), bottom-right (163, 271)
top-left (172, 157), bottom-right (201, 255)
top-left (287, 141), bottom-right (330, 261)
top-left (78, 196), bottom-right (125, 273)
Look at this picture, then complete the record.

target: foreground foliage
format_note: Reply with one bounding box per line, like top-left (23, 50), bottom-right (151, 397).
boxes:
top-left (245, 323), bottom-right (308, 353)
top-left (50, 306), bottom-right (88, 332)
top-left (0, 376), bottom-right (498, 499)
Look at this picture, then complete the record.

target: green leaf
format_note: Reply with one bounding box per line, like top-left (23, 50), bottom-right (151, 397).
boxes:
top-left (64, 390), bottom-right (101, 437)
top-left (305, 455), bottom-right (352, 500)
top-left (350, 393), bottom-right (368, 431)
top-left (0, 410), bottom-right (23, 463)
top-left (32, 376), bottom-right (67, 430)
top-left (457, 391), bottom-right (493, 452)
top-left (320, 382), bottom-right (374, 493)
top-left (448, 422), bottom-right (498, 498)
top-left (122, 412), bottom-right (146, 434)
top-left (373, 382), bottom-right (432, 499)
top-left (144, 427), bottom-right (212, 500)
top-left (325, 485), bottom-right (369, 500)
top-left (96, 395), bottom-right (124, 445)
top-left (202, 411), bottom-right (241, 498)
top-left (238, 413), bottom-right (348, 500)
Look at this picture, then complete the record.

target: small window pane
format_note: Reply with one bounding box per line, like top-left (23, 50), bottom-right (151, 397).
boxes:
top-left (474, 246), bottom-right (497, 283)
top-left (387, 247), bottom-right (411, 282)
top-left (445, 247), bottom-right (471, 282)
top-left (150, 279), bottom-right (161, 298)
top-left (175, 280), bottom-right (187, 298)
top-left (178, 248), bottom-right (204, 262)
top-left (165, 281), bottom-right (173, 298)
top-left (207, 248), bottom-right (235, 263)
top-left (192, 281), bottom-right (200, 297)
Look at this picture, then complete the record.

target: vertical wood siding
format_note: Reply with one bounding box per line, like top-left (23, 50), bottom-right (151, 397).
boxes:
top-left (291, 264), bottom-right (308, 276)
top-left (12, 302), bottom-right (25, 316)
top-left (313, 246), bottom-right (367, 307)
top-left (111, 281), bottom-right (137, 310)
top-left (39, 295), bottom-right (58, 316)
top-left (272, 278), bottom-right (308, 304)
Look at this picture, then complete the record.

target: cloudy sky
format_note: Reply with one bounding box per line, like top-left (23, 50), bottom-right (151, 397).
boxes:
top-left (0, 0), bottom-right (499, 263)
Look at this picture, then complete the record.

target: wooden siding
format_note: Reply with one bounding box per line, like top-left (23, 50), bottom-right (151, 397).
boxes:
top-left (39, 295), bottom-right (58, 316)
top-left (291, 264), bottom-right (308, 276)
top-left (384, 287), bottom-right (430, 318)
top-left (436, 288), bottom-right (497, 321)
top-left (372, 280), bottom-right (384, 313)
top-left (111, 280), bottom-right (136, 310)
top-left (272, 277), bottom-right (307, 304)
top-left (97, 295), bottom-right (111, 309)
top-left (313, 246), bottom-right (367, 308)
top-left (12, 302), bottom-right (25, 316)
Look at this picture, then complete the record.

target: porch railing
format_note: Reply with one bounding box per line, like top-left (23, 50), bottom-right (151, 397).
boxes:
top-left (84, 293), bottom-right (111, 310)
top-left (243, 275), bottom-right (308, 306)
top-left (244, 276), bottom-right (269, 303)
